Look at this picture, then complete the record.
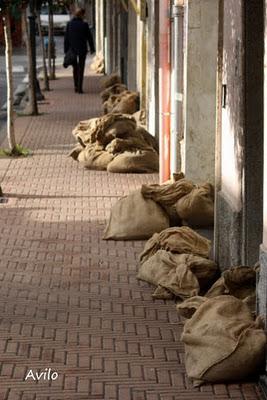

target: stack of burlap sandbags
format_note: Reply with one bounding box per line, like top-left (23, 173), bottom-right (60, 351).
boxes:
top-left (90, 53), bottom-right (104, 74)
top-left (104, 174), bottom-right (215, 240)
top-left (100, 74), bottom-right (140, 115)
top-left (70, 113), bottom-right (159, 173)
top-left (103, 175), bottom-right (189, 240)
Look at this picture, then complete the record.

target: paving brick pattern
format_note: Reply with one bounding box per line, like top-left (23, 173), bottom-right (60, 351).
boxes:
top-left (0, 70), bottom-right (264, 400)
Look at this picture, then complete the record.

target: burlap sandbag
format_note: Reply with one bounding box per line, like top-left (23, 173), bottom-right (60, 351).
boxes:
top-left (72, 118), bottom-right (99, 146)
top-left (181, 295), bottom-right (266, 386)
top-left (73, 114), bottom-right (137, 147)
top-left (103, 189), bottom-right (169, 240)
top-left (137, 127), bottom-right (159, 153)
top-left (78, 144), bottom-right (114, 170)
top-left (101, 73), bottom-right (121, 89)
top-left (101, 83), bottom-right (127, 103)
top-left (176, 296), bottom-right (208, 319)
top-left (107, 150), bottom-right (159, 173)
top-left (111, 92), bottom-right (140, 115)
top-left (206, 266), bottom-right (256, 300)
top-left (90, 54), bottom-right (104, 74)
top-left (142, 178), bottom-right (194, 206)
top-left (94, 115), bottom-right (137, 146)
top-left (175, 183), bottom-right (214, 227)
top-left (141, 178), bottom-right (194, 224)
top-left (68, 144), bottom-right (83, 160)
top-left (103, 92), bottom-right (131, 114)
top-left (133, 109), bottom-right (147, 127)
top-left (106, 136), bottom-right (152, 154)
top-left (137, 250), bottom-right (217, 300)
top-left (140, 226), bottom-right (211, 265)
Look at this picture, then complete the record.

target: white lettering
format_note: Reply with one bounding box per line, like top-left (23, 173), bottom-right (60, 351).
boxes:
top-left (25, 370), bottom-right (36, 381)
top-left (51, 372), bottom-right (59, 380)
top-left (24, 368), bottom-right (59, 381)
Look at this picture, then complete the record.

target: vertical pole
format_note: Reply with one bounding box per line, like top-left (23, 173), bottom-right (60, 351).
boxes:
top-left (3, 10), bottom-right (16, 151)
top-left (159, 0), bottom-right (171, 183)
top-left (170, 4), bottom-right (184, 174)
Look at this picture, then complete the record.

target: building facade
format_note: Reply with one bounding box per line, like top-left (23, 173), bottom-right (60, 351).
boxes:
top-left (95, 0), bottom-right (267, 389)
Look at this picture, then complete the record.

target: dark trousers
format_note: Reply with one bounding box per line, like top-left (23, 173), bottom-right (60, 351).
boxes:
top-left (73, 54), bottom-right (86, 92)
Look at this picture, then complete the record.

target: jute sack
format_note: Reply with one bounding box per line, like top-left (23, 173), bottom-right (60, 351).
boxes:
top-left (106, 136), bottom-right (152, 154)
top-left (103, 189), bottom-right (169, 240)
top-left (107, 150), bottom-right (159, 173)
top-left (90, 54), bottom-right (104, 74)
top-left (140, 226), bottom-right (211, 265)
top-left (137, 127), bottom-right (159, 153)
top-left (78, 145), bottom-right (114, 170)
top-left (68, 144), bottom-right (83, 160)
top-left (175, 183), bottom-right (214, 227)
top-left (176, 295), bottom-right (257, 319)
top-left (72, 118), bottom-right (99, 146)
top-left (83, 114), bottom-right (136, 146)
top-left (111, 92), bottom-right (140, 115)
top-left (181, 295), bottom-right (266, 386)
top-left (133, 109), bottom-right (147, 127)
top-left (103, 92), bottom-right (131, 114)
top-left (137, 250), bottom-right (217, 300)
top-left (205, 266), bottom-right (256, 300)
top-left (101, 73), bottom-right (121, 89)
top-left (94, 115), bottom-right (137, 146)
top-left (141, 179), bottom-right (194, 207)
top-left (141, 178), bottom-right (194, 224)
top-left (176, 296), bottom-right (208, 319)
top-left (101, 83), bottom-right (127, 103)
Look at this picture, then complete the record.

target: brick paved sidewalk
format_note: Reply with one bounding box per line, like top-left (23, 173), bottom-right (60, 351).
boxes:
top-left (0, 70), bottom-right (264, 400)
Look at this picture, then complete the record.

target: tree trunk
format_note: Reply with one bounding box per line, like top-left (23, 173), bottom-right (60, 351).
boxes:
top-left (48, 0), bottom-right (55, 80)
top-left (36, 11), bottom-right (50, 91)
top-left (3, 11), bottom-right (16, 152)
top-left (21, 8), bottom-right (38, 115)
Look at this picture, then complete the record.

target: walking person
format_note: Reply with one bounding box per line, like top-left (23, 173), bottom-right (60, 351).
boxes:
top-left (64, 8), bottom-right (95, 93)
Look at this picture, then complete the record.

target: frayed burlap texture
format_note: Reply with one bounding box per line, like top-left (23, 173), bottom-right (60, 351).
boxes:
top-left (103, 190), bottom-right (169, 240)
top-left (104, 91), bottom-right (139, 115)
top-left (133, 109), bottom-right (147, 127)
top-left (100, 83), bottom-right (127, 102)
top-left (140, 226), bottom-right (211, 265)
top-left (101, 73), bottom-right (121, 89)
top-left (68, 144), bottom-right (83, 160)
top-left (141, 178), bottom-right (194, 223)
top-left (107, 150), bottom-right (159, 173)
top-left (176, 296), bottom-right (208, 319)
top-left (77, 144), bottom-right (114, 170)
top-left (176, 183), bottom-right (214, 227)
top-left (141, 179), bottom-right (194, 206)
top-left (72, 114), bottom-right (137, 148)
top-left (90, 54), bottom-right (104, 74)
top-left (137, 250), bottom-right (217, 300)
top-left (181, 295), bottom-right (266, 386)
top-left (206, 266), bottom-right (256, 300)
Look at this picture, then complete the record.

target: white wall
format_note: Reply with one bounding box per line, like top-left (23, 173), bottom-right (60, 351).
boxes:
top-left (183, 0), bottom-right (219, 184)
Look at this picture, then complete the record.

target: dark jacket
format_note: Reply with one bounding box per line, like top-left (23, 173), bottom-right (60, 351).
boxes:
top-left (64, 17), bottom-right (95, 56)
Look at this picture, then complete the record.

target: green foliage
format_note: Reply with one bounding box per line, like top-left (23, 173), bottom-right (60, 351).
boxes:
top-left (0, 144), bottom-right (32, 157)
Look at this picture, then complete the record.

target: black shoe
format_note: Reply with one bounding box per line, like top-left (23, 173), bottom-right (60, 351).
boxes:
top-left (75, 88), bottom-right (78, 93)
top-left (78, 89), bottom-right (84, 94)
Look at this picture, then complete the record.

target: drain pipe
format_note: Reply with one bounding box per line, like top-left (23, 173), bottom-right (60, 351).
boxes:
top-left (170, 3), bottom-right (184, 174)
top-left (159, 0), bottom-right (171, 183)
